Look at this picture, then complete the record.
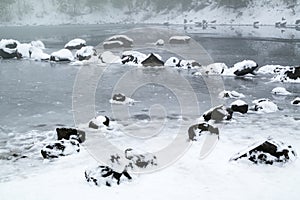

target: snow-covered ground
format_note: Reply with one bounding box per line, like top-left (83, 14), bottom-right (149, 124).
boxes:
top-left (1, 0), bottom-right (300, 26)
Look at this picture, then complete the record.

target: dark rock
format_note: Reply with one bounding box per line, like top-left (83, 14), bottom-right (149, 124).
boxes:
top-left (230, 139), bottom-right (297, 165)
top-left (231, 100), bottom-right (248, 114)
top-left (141, 53), bottom-right (164, 67)
top-left (284, 66), bottom-right (300, 80)
top-left (233, 64), bottom-right (258, 76)
top-left (56, 128), bottom-right (86, 143)
top-left (85, 165), bottom-right (132, 187)
top-left (65, 44), bottom-right (85, 50)
top-left (291, 97), bottom-right (300, 105)
top-left (41, 138), bottom-right (80, 159)
top-left (188, 123), bottom-right (219, 141)
top-left (121, 54), bottom-right (138, 64)
top-left (112, 93), bottom-right (126, 102)
top-left (203, 105), bottom-right (233, 122)
top-left (0, 49), bottom-right (21, 59)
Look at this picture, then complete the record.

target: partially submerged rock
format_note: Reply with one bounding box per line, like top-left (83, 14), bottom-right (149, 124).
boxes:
top-left (252, 98), bottom-right (278, 113)
top-left (112, 93), bottom-right (126, 102)
top-left (0, 39), bottom-right (21, 59)
top-left (75, 46), bottom-right (96, 61)
top-left (188, 123), bottom-right (219, 141)
top-left (85, 165), bottom-right (132, 187)
top-left (103, 41), bottom-right (124, 49)
top-left (202, 63), bottom-right (228, 75)
top-left (56, 128), bottom-right (86, 143)
top-left (231, 60), bottom-right (258, 76)
top-left (50, 49), bottom-right (74, 62)
top-left (169, 36), bottom-right (191, 44)
top-left (203, 105), bottom-right (233, 122)
top-left (230, 139), bottom-right (297, 165)
top-left (291, 97), bottom-right (300, 106)
top-left (121, 51), bottom-right (146, 65)
top-left (219, 90), bottom-right (245, 99)
top-left (64, 38), bottom-right (86, 50)
top-left (271, 87), bottom-right (291, 96)
top-left (165, 56), bottom-right (200, 69)
top-left (89, 115), bottom-right (110, 129)
top-left (141, 53), bottom-right (164, 67)
top-left (105, 35), bottom-right (133, 48)
top-left (231, 100), bottom-right (248, 114)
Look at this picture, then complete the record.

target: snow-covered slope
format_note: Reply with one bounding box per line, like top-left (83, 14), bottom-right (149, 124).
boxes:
top-left (1, 0), bottom-right (300, 26)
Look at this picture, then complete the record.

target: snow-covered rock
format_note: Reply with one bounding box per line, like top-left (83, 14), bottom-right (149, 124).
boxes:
top-left (225, 60), bottom-right (258, 76)
top-left (155, 39), bottom-right (164, 46)
top-left (75, 46), bottom-right (96, 61)
top-left (0, 39), bottom-right (21, 59)
top-left (88, 115), bottom-right (110, 129)
top-left (231, 100), bottom-right (248, 114)
top-left (124, 148), bottom-right (157, 170)
top-left (31, 40), bottom-right (45, 49)
top-left (203, 105), bottom-right (233, 122)
top-left (41, 137), bottom-right (80, 159)
top-left (99, 51), bottom-right (121, 64)
top-left (50, 49), bottom-right (74, 62)
top-left (169, 35), bottom-right (191, 44)
top-left (291, 97), bottom-right (300, 106)
top-left (188, 123), bottom-right (219, 141)
top-left (121, 51), bottom-right (146, 66)
top-left (17, 43), bottom-right (32, 58)
top-left (109, 93), bottom-right (135, 105)
top-left (105, 35), bottom-right (133, 48)
top-left (272, 66), bottom-right (300, 83)
top-left (201, 63), bottom-right (228, 75)
top-left (252, 98), bottom-right (278, 113)
top-left (56, 128), bottom-right (85, 143)
top-left (256, 65), bottom-right (287, 75)
top-left (219, 90), bottom-right (245, 99)
top-left (165, 57), bottom-right (200, 69)
top-left (30, 47), bottom-right (50, 61)
top-left (230, 139), bottom-right (297, 165)
top-left (141, 53), bottom-right (164, 67)
top-left (64, 38), bottom-right (86, 50)
top-left (85, 165), bottom-right (132, 187)
top-left (271, 87), bottom-right (291, 96)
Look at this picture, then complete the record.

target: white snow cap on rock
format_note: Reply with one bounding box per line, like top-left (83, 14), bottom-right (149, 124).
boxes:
top-left (257, 65), bottom-right (287, 75)
top-left (231, 100), bottom-right (247, 106)
top-left (252, 98), bottom-right (278, 113)
top-left (202, 63), bottom-right (228, 75)
top-left (64, 38), bottom-right (86, 49)
top-left (219, 90), bottom-right (245, 99)
top-left (271, 87), bottom-right (291, 96)
top-left (0, 39), bottom-right (20, 54)
top-left (51, 49), bottom-right (74, 61)
top-left (223, 60), bottom-right (257, 76)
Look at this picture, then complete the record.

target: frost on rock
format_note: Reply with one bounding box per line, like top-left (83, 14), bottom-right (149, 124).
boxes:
top-left (85, 165), bottom-right (132, 187)
top-left (203, 105), bottom-right (233, 122)
top-left (188, 123), bottom-right (219, 141)
top-left (252, 98), bottom-right (278, 113)
top-left (169, 35), bottom-right (191, 44)
top-left (0, 39), bottom-right (21, 59)
top-left (41, 137), bottom-right (80, 159)
top-left (271, 87), bottom-right (291, 96)
top-left (75, 46), bottom-right (96, 61)
top-left (231, 100), bottom-right (248, 114)
top-left (88, 115), bottom-right (110, 129)
top-left (230, 139), bottom-right (297, 165)
top-left (50, 49), bottom-right (74, 62)
top-left (64, 38), bottom-right (86, 50)
top-left (291, 97), bottom-right (300, 106)
top-left (105, 35), bottom-right (133, 48)
top-left (219, 90), bottom-right (245, 99)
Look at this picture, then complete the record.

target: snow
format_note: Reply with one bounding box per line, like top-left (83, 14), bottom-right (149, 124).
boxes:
top-left (257, 65), bottom-right (287, 75)
top-left (109, 96), bottom-right (135, 105)
top-left (50, 49), bottom-right (74, 61)
top-left (17, 43), bottom-right (32, 58)
top-left (252, 99), bottom-right (278, 113)
top-left (271, 87), bottom-right (291, 96)
top-left (75, 46), bottom-right (95, 59)
top-left (100, 51), bottom-right (121, 64)
top-left (231, 100), bottom-right (247, 107)
top-left (169, 35), bottom-right (191, 42)
top-left (64, 38), bottom-right (86, 49)
top-left (201, 63), bottom-right (228, 75)
top-left (219, 90), bottom-right (245, 99)
top-left (30, 47), bottom-right (50, 61)
top-left (107, 35), bottom-right (134, 43)
top-left (31, 40), bottom-right (45, 50)
top-left (103, 40), bottom-right (123, 47)
top-left (0, 39), bottom-right (19, 54)
top-left (233, 60), bottom-right (257, 70)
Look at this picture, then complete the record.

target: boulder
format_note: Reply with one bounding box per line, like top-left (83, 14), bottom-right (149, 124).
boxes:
top-left (230, 139), bottom-right (297, 165)
top-left (232, 60), bottom-right (258, 76)
top-left (203, 105), bottom-right (233, 122)
top-left (253, 98), bottom-right (278, 113)
top-left (121, 51), bottom-right (146, 65)
top-left (103, 41), bottom-right (123, 49)
top-left (284, 66), bottom-right (300, 81)
top-left (75, 46), bottom-right (96, 61)
top-left (41, 137), bottom-right (80, 159)
top-left (0, 39), bottom-right (21, 59)
top-left (112, 93), bottom-right (126, 102)
top-left (64, 38), bottom-right (86, 50)
top-left (89, 115), bottom-right (110, 129)
top-left (202, 63), bottom-right (228, 75)
top-left (219, 90), bottom-right (245, 99)
top-left (271, 87), bottom-right (291, 96)
top-left (56, 128), bottom-right (85, 143)
top-left (231, 100), bottom-right (248, 114)
top-left (85, 165), bottom-right (132, 187)
top-left (50, 49), bottom-right (74, 62)
top-left (188, 123), bottom-right (219, 141)
top-left (141, 53), bottom-right (164, 67)
top-left (291, 97), bottom-right (300, 105)
top-left (106, 35), bottom-right (133, 48)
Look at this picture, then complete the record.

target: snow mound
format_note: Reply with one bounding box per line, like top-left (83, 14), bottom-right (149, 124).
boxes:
top-left (50, 49), bottom-right (74, 62)
top-left (75, 46), bottom-right (96, 61)
top-left (31, 40), bottom-right (45, 49)
top-left (252, 98), bottom-right (278, 113)
top-left (64, 38), bottom-right (86, 50)
top-left (99, 51), bottom-right (121, 64)
top-left (271, 87), bottom-right (291, 96)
